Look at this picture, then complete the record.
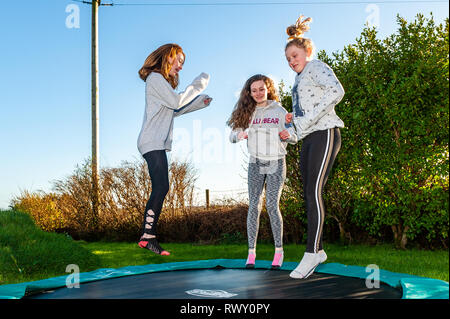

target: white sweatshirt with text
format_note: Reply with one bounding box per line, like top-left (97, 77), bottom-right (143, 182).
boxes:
top-left (230, 100), bottom-right (298, 161)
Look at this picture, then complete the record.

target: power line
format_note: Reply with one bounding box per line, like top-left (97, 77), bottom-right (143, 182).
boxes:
top-left (72, 0), bottom-right (448, 6)
top-left (71, 0), bottom-right (113, 5)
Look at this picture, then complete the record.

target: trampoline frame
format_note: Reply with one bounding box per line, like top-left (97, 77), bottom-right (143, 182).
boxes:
top-left (0, 259), bottom-right (448, 299)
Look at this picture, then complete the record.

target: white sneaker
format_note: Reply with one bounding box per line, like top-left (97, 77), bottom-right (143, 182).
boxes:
top-left (290, 252), bottom-right (322, 279)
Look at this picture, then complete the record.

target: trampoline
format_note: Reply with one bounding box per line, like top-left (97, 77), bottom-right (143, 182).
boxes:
top-left (0, 259), bottom-right (448, 299)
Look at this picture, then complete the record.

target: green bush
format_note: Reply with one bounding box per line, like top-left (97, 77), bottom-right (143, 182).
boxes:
top-left (332, 14), bottom-right (448, 248)
top-left (281, 13), bottom-right (449, 249)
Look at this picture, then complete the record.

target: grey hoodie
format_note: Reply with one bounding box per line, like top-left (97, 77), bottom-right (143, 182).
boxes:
top-left (137, 72), bottom-right (210, 155)
top-left (230, 100), bottom-right (298, 160)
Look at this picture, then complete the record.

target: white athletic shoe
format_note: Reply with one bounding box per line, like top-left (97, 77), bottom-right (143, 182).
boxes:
top-left (290, 252), bottom-right (323, 279)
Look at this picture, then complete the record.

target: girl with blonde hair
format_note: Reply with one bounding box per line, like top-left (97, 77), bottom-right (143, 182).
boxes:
top-left (284, 16), bottom-right (345, 279)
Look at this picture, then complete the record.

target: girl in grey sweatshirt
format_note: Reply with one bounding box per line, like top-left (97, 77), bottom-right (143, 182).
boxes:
top-left (228, 74), bottom-right (297, 269)
top-left (284, 16), bottom-right (344, 279)
top-left (137, 43), bottom-right (211, 255)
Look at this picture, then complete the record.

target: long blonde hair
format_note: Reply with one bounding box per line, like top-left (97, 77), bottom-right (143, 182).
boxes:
top-left (285, 15), bottom-right (315, 56)
top-left (227, 74), bottom-right (279, 130)
top-left (138, 43), bottom-right (185, 89)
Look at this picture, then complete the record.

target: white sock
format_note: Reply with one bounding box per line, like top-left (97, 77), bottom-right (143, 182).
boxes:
top-left (290, 252), bottom-right (321, 279)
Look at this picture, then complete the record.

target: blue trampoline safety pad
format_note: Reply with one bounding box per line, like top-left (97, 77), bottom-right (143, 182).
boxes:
top-left (0, 259), bottom-right (448, 299)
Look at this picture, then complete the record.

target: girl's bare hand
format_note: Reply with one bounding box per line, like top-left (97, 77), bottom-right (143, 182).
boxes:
top-left (285, 113), bottom-right (293, 124)
top-left (279, 129), bottom-right (290, 140)
top-left (204, 96), bottom-right (213, 105)
top-left (238, 131), bottom-right (248, 140)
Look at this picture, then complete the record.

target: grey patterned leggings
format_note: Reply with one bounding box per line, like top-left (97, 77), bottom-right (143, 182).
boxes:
top-left (247, 157), bottom-right (286, 249)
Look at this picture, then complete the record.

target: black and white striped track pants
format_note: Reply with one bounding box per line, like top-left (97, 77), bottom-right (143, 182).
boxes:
top-left (300, 128), bottom-right (341, 253)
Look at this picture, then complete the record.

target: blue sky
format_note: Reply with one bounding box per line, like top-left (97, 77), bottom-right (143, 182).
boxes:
top-left (0, 0), bottom-right (448, 209)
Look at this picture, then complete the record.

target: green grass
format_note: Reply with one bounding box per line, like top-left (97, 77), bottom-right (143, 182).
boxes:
top-left (1, 209), bottom-right (448, 286)
top-left (0, 210), bottom-right (100, 285)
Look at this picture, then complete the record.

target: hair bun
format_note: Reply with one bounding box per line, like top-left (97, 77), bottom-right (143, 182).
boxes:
top-left (286, 15), bottom-right (312, 40)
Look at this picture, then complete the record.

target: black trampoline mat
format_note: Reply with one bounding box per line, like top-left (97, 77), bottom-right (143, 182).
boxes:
top-left (27, 268), bottom-right (402, 299)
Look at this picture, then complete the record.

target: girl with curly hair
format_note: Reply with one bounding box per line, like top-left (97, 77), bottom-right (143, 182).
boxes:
top-left (228, 74), bottom-right (297, 269)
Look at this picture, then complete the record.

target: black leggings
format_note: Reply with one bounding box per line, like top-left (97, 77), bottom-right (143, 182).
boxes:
top-left (142, 150), bottom-right (169, 237)
top-left (300, 128), bottom-right (341, 253)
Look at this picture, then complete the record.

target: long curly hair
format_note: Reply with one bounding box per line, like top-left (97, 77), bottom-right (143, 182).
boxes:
top-left (138, 43), bottom-right (185, 89)
top-left (285, 15), bottom-right (315, 55)
top-left (227, 74), bottom-right (279, 130)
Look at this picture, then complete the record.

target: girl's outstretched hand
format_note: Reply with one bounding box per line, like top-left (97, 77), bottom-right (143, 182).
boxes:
top-left (204, 96), bottom-right (213, 106)
top-left (238, 131), bottom-right (248, 140)
top-left (279, 129), bottom-right (290, 140)
top-left (285, 113), bottom-right (293, 124)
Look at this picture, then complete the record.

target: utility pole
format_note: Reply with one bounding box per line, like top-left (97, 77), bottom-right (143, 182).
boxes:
top-left (75, 0), bottom-right (111, 229)
top-left (91, 0), bottom-right (100, 230)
